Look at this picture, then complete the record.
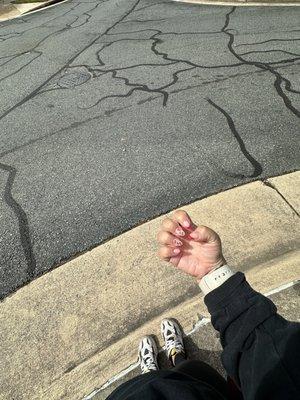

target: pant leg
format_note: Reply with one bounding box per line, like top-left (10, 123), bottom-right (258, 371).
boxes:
top-left (173, 360), bottom-right (229, 397)
top-left (173, 352), bottom-right (186, 365)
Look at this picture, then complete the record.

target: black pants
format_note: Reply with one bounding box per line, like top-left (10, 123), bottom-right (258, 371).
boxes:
top-left (173, 359), bottom-right (243, 400)
top-left (173, 359), bottom-right (228, 395)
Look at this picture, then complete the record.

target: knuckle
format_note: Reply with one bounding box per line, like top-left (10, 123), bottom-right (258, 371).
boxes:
top-left (160, 246), bottom-right (170, 258)
top-left (157, 248), bottom-right (164, 258)
top-left (174, 209), bottom-right (187, 220)
top-left (162, 218), bottom-right (175, 231)
top-left (162, 218), bottom-right (172, 228)
top-left (157, 231), bottom-right (163, 241)
top-left (157, 231), bottom-right (168, 243)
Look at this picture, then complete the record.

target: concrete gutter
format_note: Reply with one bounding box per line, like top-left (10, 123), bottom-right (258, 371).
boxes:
top-left (91, 280), bottom-right (300, 399)
top-left (0, 0), bottom-right (67, 22)
top-left (0, 172), bottom-right (299, 400)
top-left (1, 0), bottom-right (299, 23)
top-left (172, 0), bottom-right (300, 6)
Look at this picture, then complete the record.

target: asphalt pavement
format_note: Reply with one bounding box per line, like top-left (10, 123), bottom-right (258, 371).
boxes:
top-left (0, 0), bottom-right (299, 298)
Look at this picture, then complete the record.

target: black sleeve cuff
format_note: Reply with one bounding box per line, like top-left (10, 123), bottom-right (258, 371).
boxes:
top-left (204, 272), bottom-right (248, 314)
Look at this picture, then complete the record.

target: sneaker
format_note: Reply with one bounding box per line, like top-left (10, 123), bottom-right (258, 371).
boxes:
top-left (161, 319), bottom-right (185, 366)
top-left (138, 336), bottom-right (159, 374)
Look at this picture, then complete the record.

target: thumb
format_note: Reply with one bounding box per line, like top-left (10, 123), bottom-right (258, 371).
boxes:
top-left (189, 226), bottom-right (219, 243)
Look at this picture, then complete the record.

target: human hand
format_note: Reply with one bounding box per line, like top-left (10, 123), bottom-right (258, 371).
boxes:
top-left (157, 210), bottom-right (226, 282)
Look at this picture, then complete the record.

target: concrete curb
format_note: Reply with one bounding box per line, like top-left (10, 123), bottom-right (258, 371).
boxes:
top-left (89, 279), bottom-right (300, 400)
top-left (171, 0), bottom-right (300, 6)
top-left (0, 0), bottom-right (67, 22)
top-left (1, 0), bottom-right (299, 23)
top-left (0, 172), bottom-right (299, 400)
top-left (84, 252), bottom-right (300, 399)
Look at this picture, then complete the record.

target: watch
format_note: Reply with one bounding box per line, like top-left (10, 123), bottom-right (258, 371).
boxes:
top-left (199, 265), bottom-right (235, 295)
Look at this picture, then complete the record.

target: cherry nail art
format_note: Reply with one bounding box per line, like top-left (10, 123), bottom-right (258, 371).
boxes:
top-left (175, 228), bottom-right (185, 237)
top-left (174, 239), bottom-right (183, 246)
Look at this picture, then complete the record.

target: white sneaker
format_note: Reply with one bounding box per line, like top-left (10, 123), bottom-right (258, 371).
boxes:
top-left (138, 336), bottom-right (159, 374)
top-left (161, 319), bottom-right (185, 366)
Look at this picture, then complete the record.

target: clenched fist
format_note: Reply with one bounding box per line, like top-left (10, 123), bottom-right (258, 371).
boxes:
top-left (157, 210), bottom-right (226, 282)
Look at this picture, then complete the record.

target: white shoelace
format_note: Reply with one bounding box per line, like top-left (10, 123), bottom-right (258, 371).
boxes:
top-left (166, 336), bottom-right (183, 352)
top-left (142, 351), bottom-right (157, 372)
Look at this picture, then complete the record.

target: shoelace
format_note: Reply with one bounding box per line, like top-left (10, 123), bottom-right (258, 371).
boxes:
top-left (166, 336), bottom-right (183, 352)
top-left (142, 352), bottom-right (156, 371)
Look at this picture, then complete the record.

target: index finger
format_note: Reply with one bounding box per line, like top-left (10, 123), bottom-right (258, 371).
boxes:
top-left (172, 210), bottom-right (195, 231)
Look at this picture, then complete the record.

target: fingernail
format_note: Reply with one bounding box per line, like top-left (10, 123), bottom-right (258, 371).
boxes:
top-left (175, 228), bottom-right (185, 237)
top-left (182, 220), bottom-right (190, 228)
top-left (174, 239), bottom-right (183, 246)
top-left (173, 248), bottom-right (180, 255)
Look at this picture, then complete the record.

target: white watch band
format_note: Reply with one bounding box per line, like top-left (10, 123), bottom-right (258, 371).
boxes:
top-left (199, 265), bottom-right (234, 295)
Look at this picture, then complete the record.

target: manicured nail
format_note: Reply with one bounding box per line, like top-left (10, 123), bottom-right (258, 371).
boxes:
top-left (173, 248), bottom-right (180, 255)
top-left (174, 239), bottom-right (183, 246)
top-left (182, 220), bottom-right (190, 228)
top-left (175, 228), bottom-right (185, 237)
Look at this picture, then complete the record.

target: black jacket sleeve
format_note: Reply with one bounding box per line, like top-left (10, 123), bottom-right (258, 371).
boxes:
top-left (204, 272), bottom-right (300, 400)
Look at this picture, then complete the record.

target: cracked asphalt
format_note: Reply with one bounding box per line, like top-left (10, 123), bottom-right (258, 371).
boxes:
top-left (0, 0), bottom-right (299, 299)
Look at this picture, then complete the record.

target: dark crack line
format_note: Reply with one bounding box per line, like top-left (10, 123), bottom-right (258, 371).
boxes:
top-left (158, 31), bottom-right (222, 36)
top-left (79, 69), bottom-right (169, 109)
top-left (159, 65), bottom-right (195, 91)
top-left (67, 1), bottom-right (104, 28)
top-left (0, 105), bottom-right (132, 160)
top-left (193, 67), bottom-right (267, 84)
top-left (0, 32), bottom-right (21, 41)
top-left (150, 30), bottom-right (243, 70)
top-left (0, 53), bottom-right (21, 68)
top-left (0, 51), bottom-right (42, 84)
top-left (239, 49), bottom-right (300, 58)
top-left (0, 0), bottom-right (106, 38)
top-left (235, 37), bottom-right (300, 47)
top-left (263, 180), bottom-right (299, 217)
top-left (0, 21), bottom-right (74, 80)
top-left (222, 7), bottom-right (232, 31)
top-left (105, 28), bottom-right (161, 36)
top-left (0, 3), bottom-right (82, 42)
top-left (29, 57), bottom-right (298, 151)
top-left (0, 8), bottom-right (98, 83)
top-left (207, 98), bottom-right (263, 179)
top-left (95, 37), bottom-right (155, 66)
top-left (0, 0), bottom-right (142, 122)
top-left (105, 28), bottom-right (222, 37)
top-left (223, 7), bottom-right (299, 118)
top-left (86, 32), bottom-right (191, 108)
top-left (93, 61), bottom-right (177, 72)
top-left (40, 23), bottom-right (244, 110)
top-left (37, 61), bottom-right (179, 97)
top-left (266, 57), bottom-right (300, 67)
top-left (119, 18), bottom-right (167, 24)
top-left (85, 26), bottom-right (240, 109)
top-left (0, 162), bottom-right (36, 279)
top-left (135, 1), bottom-right (171, 12)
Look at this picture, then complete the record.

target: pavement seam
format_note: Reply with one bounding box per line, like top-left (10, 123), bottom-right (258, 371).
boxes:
top-left (263, 179), bottom-right (300, 218)
top-left (84, 279), bottom-right (299, 399)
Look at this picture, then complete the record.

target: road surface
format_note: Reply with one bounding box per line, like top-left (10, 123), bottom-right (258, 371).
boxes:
top-left (0, 0), bottom-right (299, 298)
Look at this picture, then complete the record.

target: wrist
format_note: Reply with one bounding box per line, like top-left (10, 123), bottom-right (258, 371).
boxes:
top-left (198, 264), bottom-right (235, 295)
top-left (196, 257), bottom-right (227, 283)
